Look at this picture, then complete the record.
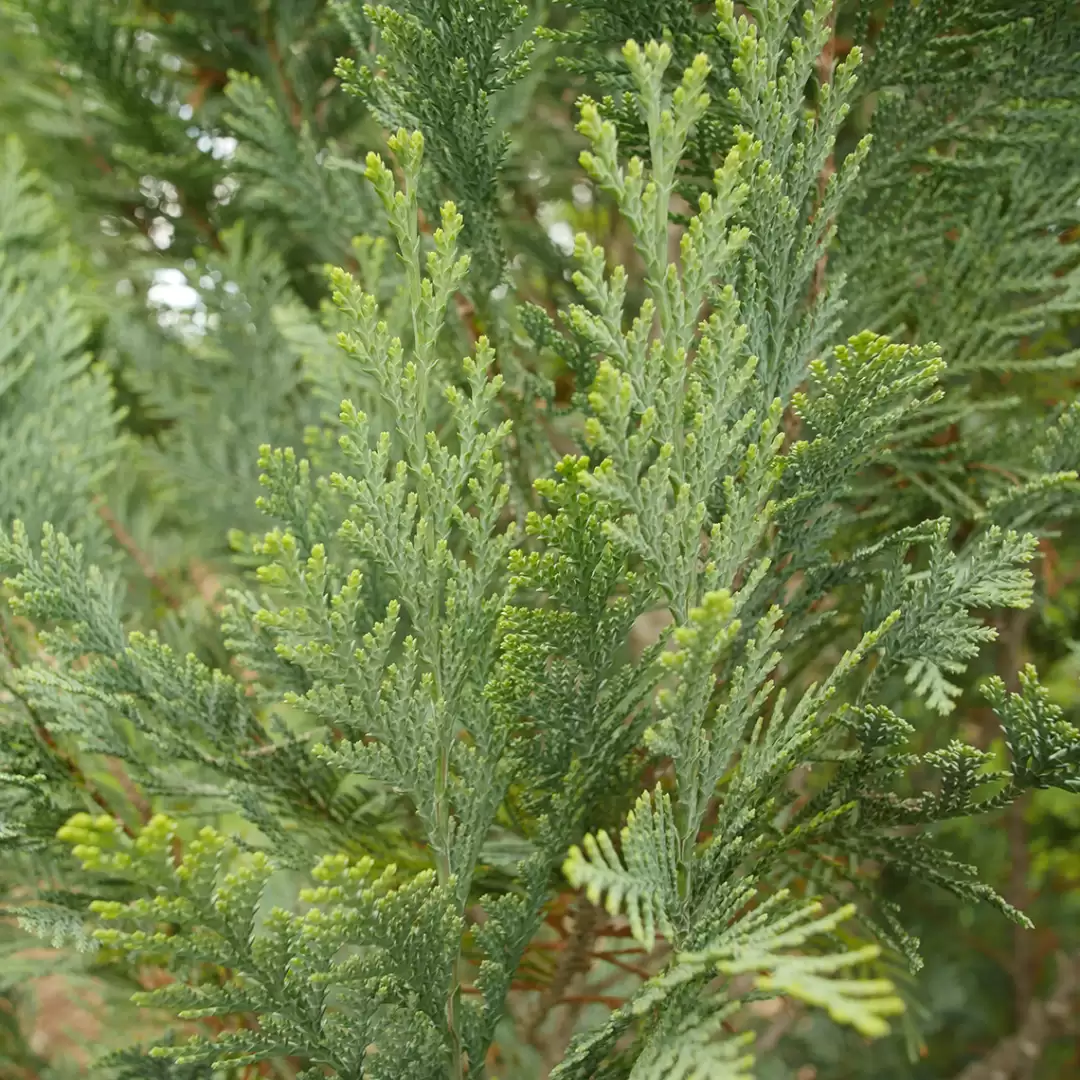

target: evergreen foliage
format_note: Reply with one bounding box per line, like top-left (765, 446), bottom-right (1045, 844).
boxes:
top-left (0, 137), bottom-right (124, 556)
top-left (0, 1), bottom-right (1078, 1078)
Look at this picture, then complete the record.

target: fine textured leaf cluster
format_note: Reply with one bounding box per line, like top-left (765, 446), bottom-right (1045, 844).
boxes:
top-left (1, 1), bottom-right (1079, 1078)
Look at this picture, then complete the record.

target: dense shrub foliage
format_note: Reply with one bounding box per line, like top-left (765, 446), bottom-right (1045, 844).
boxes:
top-left (0, 2), bottom-right (1078, 1078)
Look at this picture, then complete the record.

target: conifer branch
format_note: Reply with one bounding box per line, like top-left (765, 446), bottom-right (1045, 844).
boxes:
top-left (2, 2), bottom-right (1079, 1076)
top-left (1000, 608), bottom-right (1035, 1025)
top-left (93, 498), bottom-right (181, 611)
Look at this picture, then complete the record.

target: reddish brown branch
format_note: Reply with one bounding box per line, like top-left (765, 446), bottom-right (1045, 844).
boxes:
top-left (36, 723), bottom-right (134, 838)
top-left (266, 40), bottom-right (303, 129)
top-left (967, 461), bottom-right (1022, 485)
top-left (463, 983), bottom-right (628, 1011)
top-left (525, 901), bottom-right (600, 1041)
top-left (94, 498), bottom-right (181, 610)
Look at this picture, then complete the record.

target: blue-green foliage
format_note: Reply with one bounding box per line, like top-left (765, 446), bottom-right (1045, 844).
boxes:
top-left (334, 0), bottom-right (535, 291)
top-left (0, 137), bottom-right (124, 555)
top-left (1, 2), bottom-right (1079, 1079)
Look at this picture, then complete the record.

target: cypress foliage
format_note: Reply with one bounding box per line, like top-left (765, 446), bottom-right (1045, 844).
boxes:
top-left (0, 2), bottom-right (1078, 1077)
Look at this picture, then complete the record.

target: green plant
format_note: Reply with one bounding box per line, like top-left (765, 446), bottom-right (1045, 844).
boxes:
top-left (1, 2), bottom-right (1078, 1078)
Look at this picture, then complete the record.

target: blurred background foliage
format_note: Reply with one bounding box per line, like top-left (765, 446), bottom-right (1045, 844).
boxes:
top-left (0, 0), bottom-right (1077, 1076)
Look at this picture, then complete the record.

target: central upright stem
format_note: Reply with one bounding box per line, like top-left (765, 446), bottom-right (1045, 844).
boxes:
top-left (433, 735), bottom-right (465, 1079)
